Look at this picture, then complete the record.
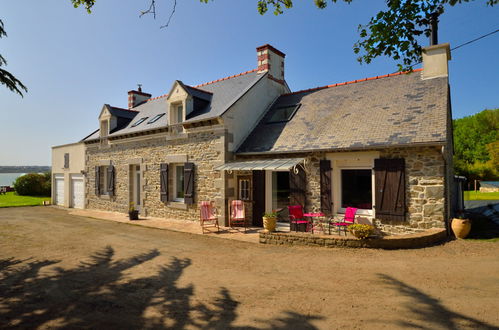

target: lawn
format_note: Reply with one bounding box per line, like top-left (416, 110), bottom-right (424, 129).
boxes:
top-left (0, 191), bottom-right (50, 208)
top-left (464, 190), bottom-right (499, 201)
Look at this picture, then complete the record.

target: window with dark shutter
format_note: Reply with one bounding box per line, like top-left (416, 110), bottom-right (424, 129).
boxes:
top-left (160, 163), bottom-right (169, 203)
top-left (95, 166), bottom-right (100, 195)
top-left (320, 160), bottom-right (332, 215)
top-left (289, 166), bottom-right (306, 209)
top-left (374, 158), bottom-right (406, 222)
top-left (107, 165), bottom-right (115, 197)
top-left (184, 162), bottom-right (194, 205)
top-left (64, 153), bottom-right (69, 169)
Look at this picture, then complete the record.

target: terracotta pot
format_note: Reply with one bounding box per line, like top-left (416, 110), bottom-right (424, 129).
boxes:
top-left (263, 216), bottom-right (277, 232)
top-left (451, 218), bottom-right (471, 239)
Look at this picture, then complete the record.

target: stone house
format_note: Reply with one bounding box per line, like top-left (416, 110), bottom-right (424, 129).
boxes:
top-left (56, 42), bottom-right (455, 235)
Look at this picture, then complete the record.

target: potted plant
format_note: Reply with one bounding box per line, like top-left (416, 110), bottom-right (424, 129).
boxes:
top-left (451, 212), bottom-right (471, 239)
top-left (263, 211), bottom-right (278, 232)
top-left (348, 224), bottom-right (375, 239)
top-left (129, 202), bottom-right (139, 220)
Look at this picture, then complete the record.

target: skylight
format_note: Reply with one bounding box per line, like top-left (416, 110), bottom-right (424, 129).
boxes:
top-left (131, 117), bottom-right (149, 127)
top-left (147, 113), bottom-right (165, 124)
top-left (266, 104), bottom-right (300, 124)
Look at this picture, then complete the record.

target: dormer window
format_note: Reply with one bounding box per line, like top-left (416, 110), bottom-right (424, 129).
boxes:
top-left (131, 117), bottom-right (149, 127)
top-left (100, 120), bottom-right (109, 137)
top-left (173, 104), bottom-right (183, 124)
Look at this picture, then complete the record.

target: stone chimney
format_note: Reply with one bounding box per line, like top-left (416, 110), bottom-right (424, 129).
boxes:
top-left (257, 44), bottom-right (285, 84)
top-left (422, 43), bottom-right (451, 80)
top-left (128, 85), bottom-right (151, 109)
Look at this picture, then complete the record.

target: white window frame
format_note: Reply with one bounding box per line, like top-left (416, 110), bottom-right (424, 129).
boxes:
top-left (338, 166), bottom-right (374, 216)
top-left (172, 164), bottom-right (185, 202)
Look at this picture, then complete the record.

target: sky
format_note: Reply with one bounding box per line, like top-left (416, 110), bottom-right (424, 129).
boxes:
top-left (1, 0), bottom-right (498, 166)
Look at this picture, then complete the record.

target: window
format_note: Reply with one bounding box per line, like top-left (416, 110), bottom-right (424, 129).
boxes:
top-left (173, 164), bottom-right (185, 202)
top-left (267, 104), bottom-right (300, 124)
top-left (341, 169), bottom-right (372, 209)
top-left (272, 171), bottom-right (290, 210)
top-left (238, 177), bottom-right (251, 201)
top-left (64, 153), bottom-right (69, 169)
top-left (131, 117), bottom-right (149, 127)
top-left (175, 104), bottom-right (183, 124)
top-left (147, 113), bottom-right (165, 124)
top-left (99, 166), bottom-right (109, 195)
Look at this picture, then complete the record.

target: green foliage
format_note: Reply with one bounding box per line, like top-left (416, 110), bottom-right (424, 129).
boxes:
top-left (0, 19), bottom-right (27, 97)
top-left (453, 109), bottom-right (499, 181)
top-left (348, 223), bottom-right (375, 239)
top-left (0, 191), bottom-right (50, 208)
top-left (13, 173), bottom-right (51, 197)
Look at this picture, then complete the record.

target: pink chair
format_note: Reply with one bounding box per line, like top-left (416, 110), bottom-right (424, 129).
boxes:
top-left (330, 207), bottom-right (358, 235)
top-left (288, 205), bottom-right (310, 232)
top-left (229, 200), bottom-right (247, 233)
top-left (199, 201), bottom-right (220, 234)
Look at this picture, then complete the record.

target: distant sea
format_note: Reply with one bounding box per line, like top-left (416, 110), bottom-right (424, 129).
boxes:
top-left (0, 173), bottom-right (24, 186)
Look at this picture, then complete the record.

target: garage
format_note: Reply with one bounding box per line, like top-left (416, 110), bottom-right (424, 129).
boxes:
top-left (54, 174), bottom-right (64, 206)
top-left (71, 174), bottom-right (84, 209)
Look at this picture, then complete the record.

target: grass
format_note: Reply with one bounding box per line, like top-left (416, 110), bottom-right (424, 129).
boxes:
top-left (0, 192), bottom-right (50, 208)
top-left (464, 190), bottom-right (499, 201)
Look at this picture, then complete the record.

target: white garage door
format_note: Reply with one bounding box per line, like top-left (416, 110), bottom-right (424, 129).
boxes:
top-left (54, 175), bottom-right (64, 206)
top-left (71, 175), bottom-right (84, 209)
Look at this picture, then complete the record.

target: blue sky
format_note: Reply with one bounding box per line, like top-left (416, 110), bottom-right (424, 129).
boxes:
top-left (1, 0), bottom-right (498, 165)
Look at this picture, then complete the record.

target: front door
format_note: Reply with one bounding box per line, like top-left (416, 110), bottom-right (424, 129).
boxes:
top-left (252, 170), bottom-right (265, 226)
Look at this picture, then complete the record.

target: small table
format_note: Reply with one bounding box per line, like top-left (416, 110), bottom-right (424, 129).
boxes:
top-left (303, 212), bottom-right (326, 234)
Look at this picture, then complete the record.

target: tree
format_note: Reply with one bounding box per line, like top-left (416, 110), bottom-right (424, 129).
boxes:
top-left (72, 0), bottom-right (497, 71)
top-left (0, 19), bottom-right (27, 97)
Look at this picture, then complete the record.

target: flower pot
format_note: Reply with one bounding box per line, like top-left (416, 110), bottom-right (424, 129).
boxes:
top-left (451, 218), bottom-right (471, 239)
top-left (263, 216), bottom-right (277, 232)
top-left (129, 210), bottom-right (139, 220)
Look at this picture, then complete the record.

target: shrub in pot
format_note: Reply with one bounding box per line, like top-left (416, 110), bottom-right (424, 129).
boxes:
top-left (263, 211), bottom-right (277, 232)
top-left (129, 202), bottom-right (139, 220)
top-left (348, 224), bottom-right (375, 239)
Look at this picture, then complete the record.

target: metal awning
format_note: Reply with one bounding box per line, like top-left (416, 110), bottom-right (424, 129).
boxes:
top-left (215, 158), bottom-right (304, 171)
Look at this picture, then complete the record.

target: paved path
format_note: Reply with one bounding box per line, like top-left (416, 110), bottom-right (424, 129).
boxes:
top-left (1, 207), bottom-right (499, 329)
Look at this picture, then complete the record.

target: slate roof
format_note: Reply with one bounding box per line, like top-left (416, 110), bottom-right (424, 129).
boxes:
top-left (237, 70), bottom-right (449, 154)
top-left (83, 69), bottom-right (265, 141)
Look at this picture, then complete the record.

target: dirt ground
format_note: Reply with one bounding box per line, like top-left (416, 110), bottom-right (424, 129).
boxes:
top-left (1, 207), bottom-right (498, 329)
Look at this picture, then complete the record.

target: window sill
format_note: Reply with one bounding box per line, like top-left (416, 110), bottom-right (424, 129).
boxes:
top-left (99, 194), bottom-right (111, 200)
top-left (168, 201), bottom-right (187, 210)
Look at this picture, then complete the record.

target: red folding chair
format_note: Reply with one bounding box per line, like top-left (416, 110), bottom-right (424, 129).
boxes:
top-left (199, 201), bottom-right (220, 234)
top-left (329, 207), bottom-right (358, 235)
top-left (288, 205), bottom-right (310, 232)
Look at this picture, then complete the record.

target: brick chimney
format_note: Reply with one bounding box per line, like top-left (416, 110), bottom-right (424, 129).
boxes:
top-left (422, 43), bottom-right (451, 80)
top-left (128, 84), bottom-right (151, 109)
top-left (257, 44), bottom-right (285, 84)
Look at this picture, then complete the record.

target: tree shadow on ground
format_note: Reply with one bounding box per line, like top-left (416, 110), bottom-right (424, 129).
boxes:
top-left (0, 247), bottom-right (322, 329)
top-left (376, 273), bottom-right (499, 329)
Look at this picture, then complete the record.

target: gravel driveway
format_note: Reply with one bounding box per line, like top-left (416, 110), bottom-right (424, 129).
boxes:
top-left (1, 207), bottom-right (498, 329)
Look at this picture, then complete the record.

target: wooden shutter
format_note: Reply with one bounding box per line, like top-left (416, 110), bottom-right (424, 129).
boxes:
top-left (64, 153), bottom-right (69, 169)
top-left (374, 158), bottom-right (406, 221)
top-left (160, 163), bottom-right (168, 203)
top-left (289, 166), bottom-right (306, 209)
top-left (320, 160), bottom-right (332, 215)
top-left (95, 166), bottom-right (100, 195)
top-left (184, 162), bottom-right (195, 205)
top-left (252, 170), bottom-right (265, 226)
top-left (107, 165), bottom-right (115, 197)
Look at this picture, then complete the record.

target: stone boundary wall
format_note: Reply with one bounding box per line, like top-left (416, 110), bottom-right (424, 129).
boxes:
top-left (259, 228), bottom-right (447, 249)
top-left (85, 130), bottom-right (225, 222)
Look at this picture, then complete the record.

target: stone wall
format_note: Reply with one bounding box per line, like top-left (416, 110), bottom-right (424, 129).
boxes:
top-left (378, 146), bottom-right (446, 234)
top-left (85, 129), bottom-right (225, 222)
